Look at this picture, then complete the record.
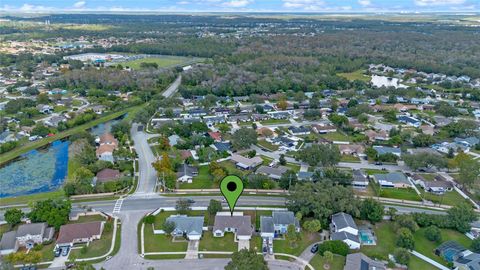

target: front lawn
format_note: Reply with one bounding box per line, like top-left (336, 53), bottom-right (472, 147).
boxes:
top-left (340, 155), bottom-right (361, 163)
top-left (70, 214), bottom-right (106, 224)
top-left (143, 224), bottom-right (188, 253)
top-left (378, 188), bottom-right (422, 201)
top-left (419, 188), bottom-right (470, 207)
top-left (257, 140), bottom-right (279, 151)
top-left (260, 119), bottom-right (290, 125)
top-left (318, 131), bottom-right (352, 142)
top-left (179, 166), bottom-right (216, 189)
top-left (199, 232), bottom-right (237, 252)
top-left (310, 254), bottom-right (346, 270)
top-left (273, 231), bottom-right (321, 256)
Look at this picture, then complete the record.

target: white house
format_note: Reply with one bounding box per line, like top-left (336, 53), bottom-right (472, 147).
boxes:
top-left (330, 212), bottom-right (360, 249)
top-left (213, 212), bottom-right (252, 240)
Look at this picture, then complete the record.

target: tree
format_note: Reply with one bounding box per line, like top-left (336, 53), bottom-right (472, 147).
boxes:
top-left (365, 147), bottom-right (378, 160)
top-left (403, 153), bottom-right (448, 171)
top-left (207, 199), bottom-right (222, 216)
top-left (277, 100), bottom-right (288, 110)
top-left (4, 208), bottom-right (23, 227)
top-left (279, 170), bottom-right (298, 190)
top-left (447, 203), bottom-right (476, 233)
top-left (328, 114), bottom-right (348, 127)
top-left (383, 110), bottom-right (397, 122)
top-left (396, 227), bottom-right (415, 250)
top-left (28, 199), bottom-right (71, 230)
top-left (471, 237), bottom-right (480, 253)
top-left (279, 154), bottom-right (286, 165)
top-left (395, 215), bottom-right (419, 232)
top-left (302, 219), bottom-right (322, 234)
top-left (393, 248), bottom-right (410, 265)
top-left (231, 127), bottom-right (257, 150)
top-left (412, 134), bottom-right (435, 147)
top-left (225, 249), bottom-right (268, 270)
top-left (143, 215), bottom-right (155, 224)
top-left (359, 199), bottom-right (384, 223)
top-left (424, 225), bottom-right (442, 242)
top-left (175, 199), bottom-right (192, 214)
top-left (458, 156), bottom-right (480, 187)
top-left (324, 251), bottom-right (334, 263)
top-left (285, 224), bottom-right (301, 248)
top-left (297, 144), bottom-right (340, 167)
top-left (162, 220), bottom-right (176, 235)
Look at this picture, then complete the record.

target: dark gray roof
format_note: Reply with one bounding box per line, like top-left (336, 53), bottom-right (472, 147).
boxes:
top-left (0, 231), bottom-right (17, 250)
top-left (213, 142), bottom-right (231, 152)
top-left (177, 164), bottom-right (198, 178)
top-left (213, 215), bottom-right (252, 236)
top-left (16, 222), bottom-right (47, 237)
top-left (260, 216), bottom-right (274, 234)
top-left (166, 215), bottom-right (204, 235)
top-left (272, 211), bottom-right (299, 228)
top-left (331, 212), bottom-right (357, 230)
top-left (373, 146), bottom-right (401, 156)
top-left (256, 166), bottom-right (289, 179)
top-left (374, 172), bottom-right (410, 185)
top-left (352, 170), bottom-right (367, 182)
top-left (344, 253), bottom-right (386, 270)
top-left (332, 231), bottom-right (359, 243)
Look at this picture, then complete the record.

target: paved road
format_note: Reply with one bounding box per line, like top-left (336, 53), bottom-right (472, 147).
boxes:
top-left (131, 123), bottom-right (157, 194)
top-left (162, 75), bottom-right (182, 98)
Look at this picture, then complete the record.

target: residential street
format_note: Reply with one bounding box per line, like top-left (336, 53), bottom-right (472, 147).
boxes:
top-left (131, 123), bottom-right (157, 195)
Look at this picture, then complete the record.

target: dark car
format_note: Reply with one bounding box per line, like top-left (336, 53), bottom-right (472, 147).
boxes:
top-left (374, 161), bottom-right (383, 165)
top-left (310, 243), bottom-right (319, 253)
top-left (54, 248), bottom-right (61, 257)
top-left (187, 199), bottom-right (195, 204)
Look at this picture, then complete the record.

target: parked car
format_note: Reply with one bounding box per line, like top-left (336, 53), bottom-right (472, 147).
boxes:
top-left (374, 161), bottom-right (383, 165)
top-left (268, 246), bottom-right (273, 255)
top-left (310, 243), bottom-right (319, 253)
top-left (62, 247), bottom-right (70, 256)
top-left (187, 198), bottom-right (195, 204)
top-left (54, 248), bottom-right (61, 257)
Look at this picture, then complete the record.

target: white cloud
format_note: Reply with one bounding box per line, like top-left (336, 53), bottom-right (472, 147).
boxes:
top-left (17, 3), bottom-right (54, 11)
top-left (73, 1), bottom-right (86, 8)
top-left (414, 0), bottom-right (465, 6)
top-left (358, 0), bottom-right (371, 6)
top-left (220, 0), bottom-right (252, 8)
top-left (177, 1), bottom-right (190, 4)
top-left (282, 0), bottom-right (325, 10)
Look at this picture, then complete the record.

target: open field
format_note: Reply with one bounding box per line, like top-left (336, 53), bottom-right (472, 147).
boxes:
top-left (123, 56), bottom-right (197, 70)
top-left (310, 254), bottom-right (345, 270)
top-left (337, 70), bottom-right (370, 82)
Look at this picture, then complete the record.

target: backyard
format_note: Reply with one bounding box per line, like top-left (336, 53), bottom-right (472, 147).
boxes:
top-left (179, 166), bottom-right (216, 189)
top-left (257, 140), bottom-right (279, 151)
top-left (273, 231), bottom-right (321, 256)
top-left (418, 187), bottom-right (469, 207)
top-left (309, 254), bottom-right (345, 270)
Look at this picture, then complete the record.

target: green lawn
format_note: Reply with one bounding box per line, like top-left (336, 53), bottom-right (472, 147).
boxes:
top-left (219, 161), bottom-right (250, 177)
top-left (408, 255), bottom-right (439, 270)
top-left (419, 188), bottom-right (470, 207)
top-left (70, 215), bottom-right (106, 224)
top-left (360, 222), bottom-right (396, 260)
top-left (340, 155), bottom-right (361, 163)
top-left (337, 70), bottom-right (370, 82)
top-left (0, 224), bottom-right (9, 239)
top-left (310, 254), bottom-right (346, 270)
top-left (69, 221), bottom-right (114, 259)
top-left (260, 119), bottom-right (290, 125)
top-left (378, 188), bottom-right (422, 201)
top-left (318, 131), bottom-right (352, 142)
top-left (0, 189), bottom-right (65, 206)
top-left (123, 56), bottom-right (194, 70)
top-left (364, 169), bottom-right (389, 176)
top-left (257, 140), bottom-right (279, 151)
top-left (273, 231), bottom-right (321, 256)
top-left (199, 232), bottom-right (237, 252)
top-left (413, 228), bottom-right (472, 266)
top-left (286, 162), bottom-right (301, 173)
top-left (179, 166), bottom-right (216, 189)
top-left (143, 224), bottom-right (188, 253)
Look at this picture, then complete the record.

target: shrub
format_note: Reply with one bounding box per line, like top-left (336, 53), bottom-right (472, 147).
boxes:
top-left (144, 215), bottom-right (155, 224)
top-left (393, 248), bottom-right (410, 265)
top-left (318, 240), bottom-right (349, 256)
top-left (396, 228), bottom-right (415, 250)
top-left (424, 226), bottom-right (442, 242)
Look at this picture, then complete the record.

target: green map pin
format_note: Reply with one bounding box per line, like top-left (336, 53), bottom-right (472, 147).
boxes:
top-left (220, 175), bottom-right (244, 216)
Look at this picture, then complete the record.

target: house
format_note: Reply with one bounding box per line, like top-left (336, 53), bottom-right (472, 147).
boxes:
top-left (267, 111), bottom-right (291, 119)
top-left (288, 126), bottom-right (310, 136)
top-left (312, 124), bottom-right (337, 134)
top-left (260, 216), bottom-right (275, 239)
top-left (344, 253), bottom-right (386, 270)
top-left (165, 215), bottom-right (204, 240)
top-left (213, 213), bottom-right (253, 240)
top-left (208, 131), bottom-right (222, 142)
top-left (364, 130), bottom-right (388, 142)
top-left (168, 134), bottom-right (181, 146)
top-left (373, 172), bottom-right (411, 188)
top-left (420, 125), bottom-right (435, 135)
top-left (98, 133), bottom-right (118, 147)
top-left (96, 144), bottom-right (116, 163)
top-left (373, 146), bottom-right (401, 157)
top-left (330, 212), bottom-right (360, 249)
top-left (203, 115), bottom-right (225, 126)
top-left (95, 168), bottom-right (121, 184)
top-left (272, 211), bottom-right (300, 235)
top-left (37, 104), bottom-right (53, 114)
top-left (212, 142), bottom-right (231, 152)
top-left (435, 241), bottom-right (466, 262)
top-left (0, 223), bottom-right (54, 255)
top-left (339, 144), bottom-right (365, 156)
top-left (297, 171), bottom-right (314, 181)
top-left (454, 137), bottom-right (480, 148)
top-left (394, 103), bottom-right (417, 112)
top-left (454, 251), bottom-right (480, 270)
top-left (424, 180), bottom-right (453, 195)
top-left (228, 114), bottom-right (250, 123)
top-left (230, 154), bottom-right (262, 170)
top-left (397, 115), bottom-right (421, 128)
top-left (255, 165), bottom-right (289, 180)
top-left (44, 115), bottom-right (67, 127)
top-left (352, 170), bottom-right (368, 188)
top-left (187, 108), bottom-right (208, 118)
top-left (91, 105), bottom-right (106, 114)
top-left (270, 136), bottom-right (299, 151)
top-left (177, 164), bottom-right (198, 183)
top-left (56, 221), bottom-right (104, 248)
top-left (0, 130), bottom-right (16, 144)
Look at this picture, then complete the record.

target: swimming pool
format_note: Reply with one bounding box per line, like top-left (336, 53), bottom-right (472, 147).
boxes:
top-left (359, 230), bottom-right (376, 245)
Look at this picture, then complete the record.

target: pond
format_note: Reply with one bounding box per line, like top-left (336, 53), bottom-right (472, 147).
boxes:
top-left (0, 140), bottom-right (69, 198)
top-left (371, 75), bottom-right (408, 89)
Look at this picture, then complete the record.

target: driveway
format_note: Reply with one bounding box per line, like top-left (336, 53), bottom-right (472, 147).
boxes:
top-left (185, 240), bottom-right (199, 259)
top-left (298, 242), bottom-right (320, 263)
top-left (50, 253), bottom-right (69, 268)
top-left (238, 239), bottom-right (250, 251)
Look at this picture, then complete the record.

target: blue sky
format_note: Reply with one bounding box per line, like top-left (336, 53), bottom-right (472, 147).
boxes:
top-left (1, 0), bottom-right (479, 13)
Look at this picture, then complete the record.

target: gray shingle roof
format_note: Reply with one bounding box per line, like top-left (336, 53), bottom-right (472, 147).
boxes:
top-left (166, 215), bottom-right (204, 236)
top-left (374, 172), bottom-right (410, 186)
top-left (16, 222), bottom-right (47, 237)
top-left (331, 212), bottom-right (357, 230)
top-left (213, 215), bottom-right (252, 237)
top-left (344, 253), bottom-right (386, 270)
top-left (272, 211), bottom-right (299, 228)
top-left (0, 231), bottom-right (17, 250)
top-left (260, 216), bottom-right (274, 234)
top-left (331, 231), bottom-right (359, 243)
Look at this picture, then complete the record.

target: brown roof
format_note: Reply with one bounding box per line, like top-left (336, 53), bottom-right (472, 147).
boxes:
top-left (56, 222), bottom-right (103, 245)
top-left (96, 144), bottom-right (116, 156)
top-left (99, 133), bottom-right (118, 146)
top-left (96, 168), bottom-right (121, 182)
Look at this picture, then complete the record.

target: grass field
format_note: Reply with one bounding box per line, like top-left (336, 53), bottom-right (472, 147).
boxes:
top-left (144, 224), bottom-right (188, 253)
top-left (361, 222), bottom-right (396, 260)
top-left (260, 119), bottom-right (290, 125)
top-left (273, 231), bottom-right (321, 256)
top-left (310, 254), bottom-right (345, 270)
top-left (0, 189), bottom-right (65, 206)
top-left (257, 140), bottom-right (279, 151)
top-left (199, 232), bottom-right (237, 252)
top-left (123, 56), bottom-right (194, 70)
top-left (340, 155), bottom-right (361, 163)
top-left (337, 70), bottom-right (370, 82)
top-left (318, 131), bottom-right (352, 142)
top-left (179, 166), bottom-right (216, 189)
top-left (378, 187), bottom-right (422, 201)
top-left (419, 188), bottom-right (470, 206)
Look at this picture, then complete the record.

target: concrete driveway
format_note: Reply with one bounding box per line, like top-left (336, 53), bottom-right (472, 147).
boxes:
top-left (185, 240), bottom-right (199, 259)
top-left (238, 239), bottom-right (250, 251)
